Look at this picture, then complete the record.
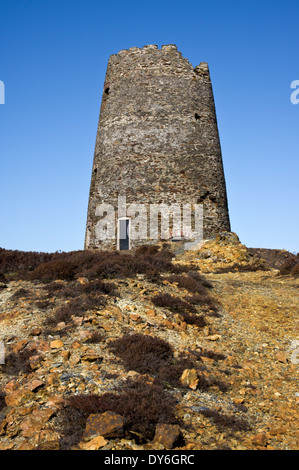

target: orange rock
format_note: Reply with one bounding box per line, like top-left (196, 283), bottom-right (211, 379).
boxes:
top-left (83, 411), bottom-right (124, 441)
top-left (154, 423), bottom-right (180, 449)
top-left (129, 313), bottom-right (140, 321)
top-left (12, 339), bottom-right (28, 353)
top-left (61, 350), bottom-right (70, 361)
top-left (79, 436), bottom-right (107, 450)
top-left (26, 380), bottom-right (44, 392)
top-left (251, 433), bottom-right (267, 447)
top-left (4, 379), bottom-right (18, 394)
top-left (180, 369), bottom-right (199, 390)
top-left (234, 398), bottom-right (245, 405)
top-left (5, 389), bottom-right (34, 408)
top-left (20, 408), bottom-right (56, 437)
top-left (50, 340), bottom-right (63, 349)
top-left (146, 308), bottom-right (156, 317)
top-left (276, 351), bottom-right (287, 363)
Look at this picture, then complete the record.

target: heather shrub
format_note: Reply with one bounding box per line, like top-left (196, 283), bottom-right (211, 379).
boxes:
top-left (107, 333), bottom-right (227, 392)
top-left (291, 263), bottom-right (299, 275)
top-left (0, 247), bottom-right (63, 275)
top-left (35, 300), bottom-right (52, 310)
top-left (11, 288), bottom-right (31, 299)
top-left (84, 331), bottom-right (104, 344)
top-left (188, 348), bottom-right (226, 362)
top-left (44, 293), bottom-right (106, 328)
top-left (83, 280), bottom-right (117, 295)
top-left (144, 269), bottom-right (162, 284)
top-left (151, 293), bottom-right (207, 327)
top-left (135, 243), bottom-right (173, 260)
top-left (60, 379), bottom-right (179, 448)
top-left (279, 257), bottom-right (299, 276)
top-left (151, 293), bottom-right (196, 313)
top-left (187, 270), bottom-right (213, 288)
top-left (0, 245), bottom-right (184, 282)
top-left (0, 391), bottom-right (6, 410)
top-left (185, 293), bottom-right (219, 312)
top-left (1, 347), bottom-right (38, 375)
top-left (168, 273), bottom-right (208, 294)
top-left (108, 333), bottom-right (173, 375)
top-left (199, 408), bottom-right (251, 433)
top-left (30, 259), bottom-right (78, 281)
top-left (43, 279), bottom-right (118, 299)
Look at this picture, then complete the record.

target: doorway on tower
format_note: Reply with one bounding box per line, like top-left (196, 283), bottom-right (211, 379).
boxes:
top-left (118, 218), bottom-right (130, 250)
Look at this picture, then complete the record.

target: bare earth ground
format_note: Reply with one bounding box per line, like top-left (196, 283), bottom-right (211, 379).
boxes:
top-left (0, 236), bottom-right (298, 450)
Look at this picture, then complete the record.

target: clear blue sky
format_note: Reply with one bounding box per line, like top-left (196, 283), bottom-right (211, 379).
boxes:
top-left (0, 0), bottom-right (298, 254)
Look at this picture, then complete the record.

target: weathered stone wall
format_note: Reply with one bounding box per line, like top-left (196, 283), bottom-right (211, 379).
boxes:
top-left (85, 44), bottom-right (230, 250)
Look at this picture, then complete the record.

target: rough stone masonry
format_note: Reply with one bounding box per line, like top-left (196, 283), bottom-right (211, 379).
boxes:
top-left (85, 44), bottom-right (230, 250)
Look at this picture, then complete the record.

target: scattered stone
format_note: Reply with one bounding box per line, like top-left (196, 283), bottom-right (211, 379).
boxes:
top-left (5, 389), bottom-right (35, 408)
top-left (29, 328), bottom-right (42, 336)
top-left (26, 380), bottom-right (44, 392)
top-left (79, 436), bottom-right (108, 450)
top-left (251, 433), bottom-right (267, 447)
top-left (82, 411), bottom-right (124, 441)
top-left (19, 408), bottom-right (56, 438)
top-left (77, 277), bottom-right (89, 285)
top-left (276, 351), bottom-right (287, 363)
top-left (50, 340), bottom-right (63, 349)
top-left (207, 334), bottom-right (221, 341)
top-left (154, 423), bottom-right (180, 449)
top-left (180, 369), bottom-right (199, 390)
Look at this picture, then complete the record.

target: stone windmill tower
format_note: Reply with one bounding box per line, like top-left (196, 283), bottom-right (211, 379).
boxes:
top-left (85, 44), bottom-right (230, 250)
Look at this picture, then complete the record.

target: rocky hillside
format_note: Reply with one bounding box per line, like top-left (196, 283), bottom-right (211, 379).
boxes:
top-left (0, 234), bottom-right (298, 450)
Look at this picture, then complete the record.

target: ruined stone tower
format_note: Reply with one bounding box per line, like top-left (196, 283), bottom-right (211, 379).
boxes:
top-left (85, 44), bottom-right (230, 250)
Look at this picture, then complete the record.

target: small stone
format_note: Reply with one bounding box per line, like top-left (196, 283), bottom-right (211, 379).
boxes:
top-left (61, 350), bottom-right (70, 361)
top-left (146, 308), bottom-right (156, 317)
top-left (26, 380), bottom-right (44, 392)
top-left (79, 436), bottom-right (107, 450)
top-left (154, 423), bottom-right (180, 449)
top-left (251, 433), bottom-right (267, 447)
top-left (4, 379), bottom-right (18, 394)
top-left (77, 277), bottom-right (89, 285)
top-left (19, 408), bottom-right (56, 437)
top-left (269, 426), bottom-right (284, 436)
top-left (5, 389), bottom-right (34, 408)
top-left (83, 411), bottom-right (124, 441)
top-left (129, 313), bottom-right (140, 321)
top-left (50, 340), bottom-right (63, 349)
top-left (180, 369), bottom-right (199, 390)
top-left (202, 326), bottom-right (210, 336)
top-left (276, 351), bottom-right (287, 363)
top-left (233, 398), bottom-right (245, 405)
top-left (82, 353), bottom-right (102, 363)
top-left (207, 334), bottom-right (221, 341)
top-left (12, 339), bottom-right (28, 353)
top-left (29, 328), bottom-right (42, 336)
